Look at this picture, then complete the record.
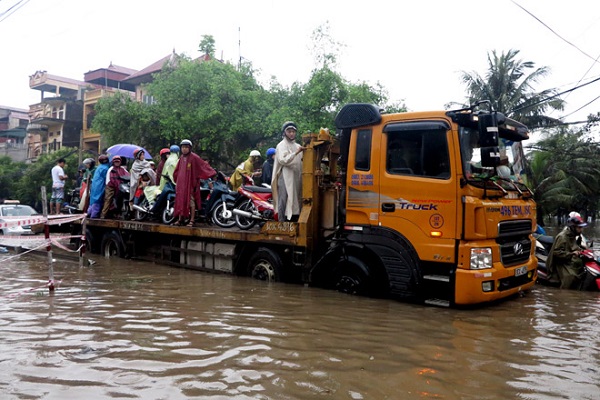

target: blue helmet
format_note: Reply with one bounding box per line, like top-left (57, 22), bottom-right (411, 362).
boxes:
top-left (266, 147), bottom-right (276, 157)
top-left (169, 145), bottom-right (180, 153)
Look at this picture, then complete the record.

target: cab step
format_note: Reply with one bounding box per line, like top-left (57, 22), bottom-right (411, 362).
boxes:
top-left (424, 298), bottom-right (450, 307)
top-left (423, 274), bottom-right (450, 282)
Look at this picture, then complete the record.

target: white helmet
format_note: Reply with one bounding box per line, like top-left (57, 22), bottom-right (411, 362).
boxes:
top-left (249, 150), bottom-right (261, 157)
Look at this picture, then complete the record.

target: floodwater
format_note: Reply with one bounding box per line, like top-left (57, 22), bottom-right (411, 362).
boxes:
top-left (1, 251), bottom-right (599, 400)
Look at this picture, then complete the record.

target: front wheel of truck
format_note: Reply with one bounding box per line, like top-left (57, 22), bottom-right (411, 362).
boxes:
top-left (333, 255), bottom-right (373, 296)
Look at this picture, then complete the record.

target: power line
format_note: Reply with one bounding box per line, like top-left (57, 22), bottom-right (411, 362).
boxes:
top-left (511, 0), bottom-right (598, 63)
top-left (560, 95), bottom-right (600, 120)
top-left (0, 0), bottom-right (31, 23)
top-left (512, 75), bottom-right (600, 114)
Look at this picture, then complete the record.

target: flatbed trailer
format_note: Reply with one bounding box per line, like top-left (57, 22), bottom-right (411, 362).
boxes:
top-left (80, 218), bottom-right (307, 282)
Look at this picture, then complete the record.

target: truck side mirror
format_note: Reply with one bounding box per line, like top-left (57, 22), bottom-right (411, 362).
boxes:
top-left (478, 113), bottom-right (500, 167)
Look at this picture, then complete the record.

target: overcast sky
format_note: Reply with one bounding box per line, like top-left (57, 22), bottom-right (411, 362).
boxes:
top-left (2, 0), bottom-right (600, 127)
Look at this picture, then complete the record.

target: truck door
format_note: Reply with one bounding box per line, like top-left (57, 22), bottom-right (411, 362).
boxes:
top-left (378, 121), bottom-right (457, 263)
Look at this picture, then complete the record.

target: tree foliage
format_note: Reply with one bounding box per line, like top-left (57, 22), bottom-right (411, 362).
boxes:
top-left (528, 126), bottom-right (600, 223)
top-left (13, 148), bottom-right (80, 210)
top-left (91, 28), bottom-right (404, 171)
top-left (198, 35), bottom-right (216, 57)
top-left (460, 49), bottom-right (564, 128)
top-left (0, 156), bottom-right (26, 201)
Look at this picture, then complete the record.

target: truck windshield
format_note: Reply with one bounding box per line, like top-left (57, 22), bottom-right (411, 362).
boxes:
top-left (459, 126), bottom-right (527, 187)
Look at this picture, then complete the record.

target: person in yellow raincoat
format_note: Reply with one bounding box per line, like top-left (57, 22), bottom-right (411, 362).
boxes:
top-left (230, 150), bottom-right (262, 191)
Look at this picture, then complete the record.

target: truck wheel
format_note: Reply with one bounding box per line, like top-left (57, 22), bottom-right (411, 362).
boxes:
top-left (248, 248), bottom-right (282, 282)
top-left (235, 199), bottom-right (257, 230)
top-left (333, 255), bottom-right (372, 296)
top-left (212, 202), bottom-right (236, 228)
top-left (101, 231), bottom-right (125, 258)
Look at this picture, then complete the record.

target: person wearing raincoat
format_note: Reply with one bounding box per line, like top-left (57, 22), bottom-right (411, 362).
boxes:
top-left (173, 139), bottom-right (216, 226)
top-left (229, 150), bottom-right (262, 191)
top-left (272, 121), bottom-right (305, 222)
top-left (129, 148), bottom-right (155, 210)
top-left (87, 154), bottom-right (110, 218)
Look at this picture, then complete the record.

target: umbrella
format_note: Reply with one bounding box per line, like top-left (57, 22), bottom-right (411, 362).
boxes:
top-left (106, 144), bottom-right (153, 160)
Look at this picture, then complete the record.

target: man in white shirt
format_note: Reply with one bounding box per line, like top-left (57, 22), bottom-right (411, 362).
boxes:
top-left (50, 158), bottom-right (67, 215)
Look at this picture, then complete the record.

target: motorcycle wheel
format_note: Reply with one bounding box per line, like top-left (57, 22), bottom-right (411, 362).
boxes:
top-left (162, 206), bottom-right (176, 225)
top-left (211, 202), bottom-right (236, 228)
top-left (134, 198), bottom-right (149, 221)
top-left (235, 199), bottom-right (257, 230)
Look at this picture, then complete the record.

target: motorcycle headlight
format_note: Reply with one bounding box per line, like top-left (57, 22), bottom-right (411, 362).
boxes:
top-left (470, 248), bottom-right (493, 270)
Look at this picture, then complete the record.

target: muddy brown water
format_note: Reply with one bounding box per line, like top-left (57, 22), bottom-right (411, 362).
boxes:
top-left (1, 251), bottom-right (599, 399)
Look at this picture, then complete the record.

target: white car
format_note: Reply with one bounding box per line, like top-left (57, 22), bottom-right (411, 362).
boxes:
top-left (0, 201), bottom-right (42, 235)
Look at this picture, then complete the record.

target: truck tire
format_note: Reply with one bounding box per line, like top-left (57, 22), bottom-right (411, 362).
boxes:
top-left (248, 248), bottom-right (282, 282)
top-left (235, 199), bottom-right (257, 230)
top-left (101, 231), bottom-right (125, 258)
top-left (211, 202), bottom-right (236, 228)
top-left (333, 255), bottom-right (372, 296)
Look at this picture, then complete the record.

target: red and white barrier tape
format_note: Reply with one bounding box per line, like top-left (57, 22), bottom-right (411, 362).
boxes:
top-left (0, 213), bottom-right (85, 229)
top-left (0, 216), bottom-right (46, 229)
top-left (0, 242), bottom-right (49, 262)
top-left (46, 213), bottom-right (86, 226)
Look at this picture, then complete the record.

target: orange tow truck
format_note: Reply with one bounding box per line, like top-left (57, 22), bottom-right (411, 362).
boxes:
top-left (80, 102), bottom-right (537, 306)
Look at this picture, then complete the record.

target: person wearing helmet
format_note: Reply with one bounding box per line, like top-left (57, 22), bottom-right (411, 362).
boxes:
top-left (101, 156), bottom-right (130, 219)
top-left (229, 150), bottom-right (262, 192)
top-left (87, 154), bottom-right (110, 218)
top-left (156, 148), bottom-right (170, 184)
top-left (148, 145), bottom-right (181, 216)
top-left (79, 157), bottom-right (97, 212)
top-left (272, 121), bottom-right (306, 221)
top-left (547, 214), bottom-right (588, 289)
top-left (261, 147), bottom-right (276, 186)
top-left (173, 139), bottom-right (216, 226)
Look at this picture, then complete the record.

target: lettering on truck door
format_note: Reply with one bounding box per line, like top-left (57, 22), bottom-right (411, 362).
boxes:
top-left (345, 128), bottom-right (382, 225)
top-left (378, 121), bottom-right (457, 263)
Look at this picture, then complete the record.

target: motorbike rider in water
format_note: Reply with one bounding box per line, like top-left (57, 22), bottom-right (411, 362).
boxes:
top-left (547, 215), bottom-right (588, 289)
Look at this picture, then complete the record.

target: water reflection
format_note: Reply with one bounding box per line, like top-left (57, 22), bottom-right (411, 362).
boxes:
top-left (0, 254), bottom-right (598, 399)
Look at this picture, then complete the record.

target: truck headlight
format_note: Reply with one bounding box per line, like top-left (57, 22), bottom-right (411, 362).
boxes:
top-left (470, 248), bottom-right (493, 270)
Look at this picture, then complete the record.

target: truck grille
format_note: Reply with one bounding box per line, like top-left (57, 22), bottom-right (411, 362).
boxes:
top-left (498, 237), bottom-right (531, 266)
top-left (498, 220), bottom-right (533, 237)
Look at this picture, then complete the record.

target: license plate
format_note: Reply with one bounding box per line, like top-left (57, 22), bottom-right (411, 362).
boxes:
top-left (514, 266), bottom-right (527, 277)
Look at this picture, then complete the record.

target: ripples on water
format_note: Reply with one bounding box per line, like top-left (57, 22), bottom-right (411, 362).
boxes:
top-left (0, 253), bottom-right (599, 399)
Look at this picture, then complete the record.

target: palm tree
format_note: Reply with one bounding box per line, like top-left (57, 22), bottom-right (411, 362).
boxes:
top-left (528, 127), bottom-right (600, 224)
top-left (460, 49), bottom-right (564, 128)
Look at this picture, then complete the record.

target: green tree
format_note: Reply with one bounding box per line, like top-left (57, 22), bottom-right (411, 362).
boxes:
top-left (92, 92), bottom-right (162, 152)
top-left (14, 148), bottom-right (79, 210)
top-left (460, 49), bottom-right (564, 128)
top-left (199, 35), bottom-right (216, 57)
top-left (148, 57), bottom-right (273, 168)
top-left (528, 126), bottom-right (600, 223)
top-left (0, 156), bottom-right (27, 200)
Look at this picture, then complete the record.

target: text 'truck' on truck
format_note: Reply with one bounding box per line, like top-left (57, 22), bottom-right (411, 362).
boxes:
top-left (310, 102), bottom-right (537, 306)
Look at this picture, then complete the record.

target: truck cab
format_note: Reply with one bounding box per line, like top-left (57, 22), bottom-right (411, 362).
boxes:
top-left (311, 103), bottom-right (537, 306)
